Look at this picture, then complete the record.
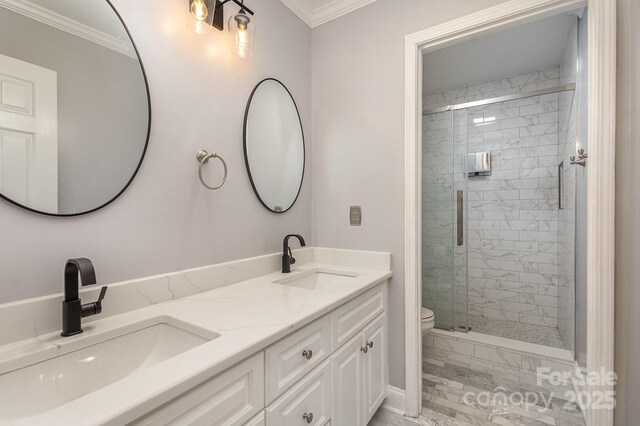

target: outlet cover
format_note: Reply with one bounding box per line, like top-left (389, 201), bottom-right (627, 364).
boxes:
top-left (350, 206), bottom-right (362, 226)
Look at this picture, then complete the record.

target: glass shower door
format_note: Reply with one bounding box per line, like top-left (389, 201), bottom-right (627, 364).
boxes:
top-left (421, 108), bottom-right (469, 331)
top-left (453, 109), bottom-right (469, 332)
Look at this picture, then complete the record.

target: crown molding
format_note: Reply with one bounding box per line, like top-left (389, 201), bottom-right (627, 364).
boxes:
top-left (280, 0), bottom-right (377, 28)
top-left (0, 0), bottom-right (137, 59)
top-left (279, 0), bottom-right (314, 27)
top-left (312, 0), bottom-right (376, 27)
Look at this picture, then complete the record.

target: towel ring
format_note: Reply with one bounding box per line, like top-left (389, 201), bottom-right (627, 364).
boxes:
top-left (196, 150), bottom-right (227, 190)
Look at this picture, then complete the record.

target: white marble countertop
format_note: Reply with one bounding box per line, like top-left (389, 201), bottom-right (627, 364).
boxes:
top-left (0, 253), bottom-right (391, 426)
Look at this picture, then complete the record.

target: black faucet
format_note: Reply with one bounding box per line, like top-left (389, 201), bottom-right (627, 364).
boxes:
top-left (61, 258), bottom-right (108, 337)
top-left (282, 234), bottom-right (306, 273)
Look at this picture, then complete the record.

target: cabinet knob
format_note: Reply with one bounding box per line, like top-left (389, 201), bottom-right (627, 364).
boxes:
top-left (302, 412), bottom-right (313, 423)
top-left (360, 346), bottom-right (368, 354)
top-left (367, 341), bottom-right (374, 349)
top-left (302, 349), bottom-right (313, 360)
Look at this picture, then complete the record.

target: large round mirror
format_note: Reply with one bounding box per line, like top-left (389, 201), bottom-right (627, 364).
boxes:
top-left (243, 79), bottom-right (304, 213)
top-left (0, 0), bottom-right (150, 216)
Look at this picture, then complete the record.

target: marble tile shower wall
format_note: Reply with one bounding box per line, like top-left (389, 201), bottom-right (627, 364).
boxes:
top-left (423, 66), bottom-right (564, 329)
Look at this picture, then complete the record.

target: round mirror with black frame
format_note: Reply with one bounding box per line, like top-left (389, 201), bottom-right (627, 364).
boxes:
top-left (0, 0), bottom-right (151, 217)
top-left (243, 78), bottom-right (305, 214)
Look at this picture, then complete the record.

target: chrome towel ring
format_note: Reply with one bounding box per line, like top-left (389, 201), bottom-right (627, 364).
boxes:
top-left (196, 149), bottom-right (227, 190)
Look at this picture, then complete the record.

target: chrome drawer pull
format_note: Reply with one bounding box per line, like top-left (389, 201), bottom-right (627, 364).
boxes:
top-left (302, 349), bottom-right (313, 360)
top-left (303, 412), bottom-right (313, 423)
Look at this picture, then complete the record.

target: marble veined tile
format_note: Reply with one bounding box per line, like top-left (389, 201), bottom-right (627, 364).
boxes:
top-left (417, 341), bottom-right (585, 426)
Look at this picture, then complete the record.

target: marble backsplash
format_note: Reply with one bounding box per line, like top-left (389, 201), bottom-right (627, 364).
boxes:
top-left (0, 247), bottom-right (391, 346)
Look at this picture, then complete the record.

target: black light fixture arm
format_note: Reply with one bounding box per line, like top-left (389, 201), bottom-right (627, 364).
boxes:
top-left (216, 0), bottom-right (254, 15)
top-left (212, 0), bottom-right (254, 30)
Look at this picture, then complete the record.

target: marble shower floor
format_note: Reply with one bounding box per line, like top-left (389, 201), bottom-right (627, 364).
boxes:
top-left (455, 315), bottom-right (566, 349)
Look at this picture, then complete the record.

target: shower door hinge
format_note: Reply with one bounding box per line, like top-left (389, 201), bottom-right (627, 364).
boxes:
top-left (570, 148), bottom-right (588, 167)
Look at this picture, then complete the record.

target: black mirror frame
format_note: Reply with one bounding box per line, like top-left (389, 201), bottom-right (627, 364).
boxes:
top-left (243, 78), bottom-right (305, 214)
top-left (0, 0), bottom-right (152, 217)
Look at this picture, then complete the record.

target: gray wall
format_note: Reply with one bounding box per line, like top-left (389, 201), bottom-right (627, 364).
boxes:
top-left (0, 9), bottom-right (148, 214)
top-left (0, 0), bottom-right (312, 302)
top-left (311, 0), bottom-right (509, 390)
top-left (615, 0), bottom-right (640, 423)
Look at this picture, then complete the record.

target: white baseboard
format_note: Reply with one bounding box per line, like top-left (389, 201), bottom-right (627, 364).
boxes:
top-left (381, 385), bottom-right (406, 416)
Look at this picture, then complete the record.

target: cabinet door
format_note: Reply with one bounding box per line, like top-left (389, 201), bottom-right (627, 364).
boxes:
top-left (244, 411), bottom-right (265, 426)
top-left (330, 333), bottom-right (364, 426)
top-left (362, 313), bottom-right (388, 423)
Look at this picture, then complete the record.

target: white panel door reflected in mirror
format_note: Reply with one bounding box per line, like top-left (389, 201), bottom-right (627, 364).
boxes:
top-left (0, 54), bottom-right (57, 213)
top-left (243, 79), bottom-right (304, 213)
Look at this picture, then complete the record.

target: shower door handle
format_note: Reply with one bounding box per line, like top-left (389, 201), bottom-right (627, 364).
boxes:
top-left (457, 190), bottom-right (463, 246)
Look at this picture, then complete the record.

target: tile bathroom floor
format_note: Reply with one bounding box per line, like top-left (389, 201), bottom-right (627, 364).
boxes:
top-left (368, 355), bottom-right (585, 426)
top-left (456, 315), bottom-right (566, 349)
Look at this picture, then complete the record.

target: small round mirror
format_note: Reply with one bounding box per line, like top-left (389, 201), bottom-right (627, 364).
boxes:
top-left (243, 79), bottom-right (304, 213)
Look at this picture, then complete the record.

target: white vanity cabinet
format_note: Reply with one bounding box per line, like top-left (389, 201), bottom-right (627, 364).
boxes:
top-left (263, 283), bottom-right (388, 426)
top-left (132, 282), bottom-right (388, 426)
top-left (331, 313), bottom-right (387, 426)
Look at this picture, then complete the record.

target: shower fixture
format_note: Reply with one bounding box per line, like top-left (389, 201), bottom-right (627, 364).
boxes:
top-left (467, 151), bottom-right (491, 177)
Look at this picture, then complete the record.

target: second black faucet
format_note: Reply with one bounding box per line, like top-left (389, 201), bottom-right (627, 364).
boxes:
top-left (282, 234), bottom-right (306, 273)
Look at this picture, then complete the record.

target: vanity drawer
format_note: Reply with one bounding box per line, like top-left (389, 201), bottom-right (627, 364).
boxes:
top-left (265, 315), bottom-right (331, 404)
top-left (132, 353), bottom-right (264, 426)
top-left (266, 359), bottom-right (332, 426)
top-left (331, 283), bottom-right (386, 351)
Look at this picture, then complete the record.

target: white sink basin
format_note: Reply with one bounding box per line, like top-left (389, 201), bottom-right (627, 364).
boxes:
top-left (0, 317), bottom-right (218, 422)
top-left (273, 268), bottom-right (360, 290)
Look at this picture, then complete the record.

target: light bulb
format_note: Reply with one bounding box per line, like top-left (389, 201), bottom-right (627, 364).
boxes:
top-left (190, 0), bottom-right (208, 21)
top-left (229, 11), bottom-right (254, 58)
top-left (236, 28), bottom-right (250, 58)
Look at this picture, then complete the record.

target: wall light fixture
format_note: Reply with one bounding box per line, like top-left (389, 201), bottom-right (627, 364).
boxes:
top-left (187, 0), bottom-right (256, 58)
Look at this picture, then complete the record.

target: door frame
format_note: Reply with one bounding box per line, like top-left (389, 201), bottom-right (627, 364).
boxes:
top-left (403, 1), bottom-right (616, 425)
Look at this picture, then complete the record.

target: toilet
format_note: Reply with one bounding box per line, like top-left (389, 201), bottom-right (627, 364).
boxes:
top-left (421, 307), bottom-right (435, 332)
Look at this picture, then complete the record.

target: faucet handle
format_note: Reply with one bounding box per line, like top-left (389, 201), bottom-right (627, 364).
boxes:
top-left (288, 247), bottom-right (296, 265)
top-left (81, 286), bottom-right (108, 318)
top-left (96, 286), bottom-right (107, 305)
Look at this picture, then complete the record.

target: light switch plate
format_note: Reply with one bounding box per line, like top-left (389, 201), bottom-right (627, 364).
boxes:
top-left (350, 206), bottom-right (362, 226)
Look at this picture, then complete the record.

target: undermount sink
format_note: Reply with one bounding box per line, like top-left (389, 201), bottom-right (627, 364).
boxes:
top-left (0, 316), bottom-right (218, 422)
top-left (273, 268), bottom-right (360, 290)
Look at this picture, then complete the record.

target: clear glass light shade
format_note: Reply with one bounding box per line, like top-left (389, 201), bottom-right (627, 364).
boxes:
top-left (186, 0), bottom-right (216, 35)
top-left (228, 12), bottom-right (255, 58)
